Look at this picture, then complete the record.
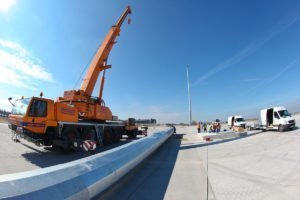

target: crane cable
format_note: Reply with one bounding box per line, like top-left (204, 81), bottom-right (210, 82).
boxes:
top-left (72, 43), bottom-right (101, 90)
top-left (73, 10), bottom-right (131, 90)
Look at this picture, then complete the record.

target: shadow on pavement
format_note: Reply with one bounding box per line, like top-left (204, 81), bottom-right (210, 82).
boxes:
top-left (20, 137), bottom-right (141, 168)
top-left (98, 133), bottom-right (183, 200)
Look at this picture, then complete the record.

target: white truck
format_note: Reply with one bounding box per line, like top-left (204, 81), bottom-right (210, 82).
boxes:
top-left (260, 106), bottom-right (296, 132)
top-left (227, 115), bottom-right (246, 129)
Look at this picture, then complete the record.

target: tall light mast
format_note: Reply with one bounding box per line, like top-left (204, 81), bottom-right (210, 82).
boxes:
top-left (186, 65), bottom-right (192, 125)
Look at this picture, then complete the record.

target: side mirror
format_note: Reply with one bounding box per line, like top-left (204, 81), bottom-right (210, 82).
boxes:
top-left (8, 97), bottom-right (15, 106)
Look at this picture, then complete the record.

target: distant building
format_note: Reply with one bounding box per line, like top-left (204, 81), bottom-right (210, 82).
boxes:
top-left (0, 109), bottom-right (10, 117)
top-left (135, 118), bottom-right (157, 124)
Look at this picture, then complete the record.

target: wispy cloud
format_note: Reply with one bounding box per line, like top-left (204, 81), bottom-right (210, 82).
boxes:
top-left (0, 39), bottom-right (54, 89)
top-left (239, 78), bottom-right (267, 82)
top-left (192, 11), bottom-right (300, 86)
top-left (246, 55), bottom-right (300, 95)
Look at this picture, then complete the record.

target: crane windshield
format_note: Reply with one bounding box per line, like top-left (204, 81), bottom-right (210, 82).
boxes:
top-left (11, 98), bottom-right (31, 116)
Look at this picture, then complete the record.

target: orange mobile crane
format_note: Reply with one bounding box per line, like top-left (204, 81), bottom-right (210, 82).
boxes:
top-left (8, 6), bottom-right (141, 151)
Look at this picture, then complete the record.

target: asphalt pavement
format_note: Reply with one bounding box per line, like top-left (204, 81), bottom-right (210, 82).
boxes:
top-left (0, 123), bottom-right (163, 175)
top-left (1, 122), bottom-right (300, 200)
top-left (100, 126), bottom-right (300, 200)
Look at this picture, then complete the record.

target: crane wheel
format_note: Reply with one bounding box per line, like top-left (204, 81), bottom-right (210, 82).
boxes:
top-left (103, 127), bottom-right (112, 145)
top-left (61, 127), bottom-right (80, 152)
top-left (111, 127), bottom-right (121, 143)
top-left (82, 128), bottom-right (96, 142)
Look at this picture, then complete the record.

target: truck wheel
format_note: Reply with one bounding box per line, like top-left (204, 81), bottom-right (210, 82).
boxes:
top-left (132, 133), bottom-right (137, 139)
top-left (82, 128), bottom-right (96, 142)
top-left (103, 127), bottom-right (112, 145)
top-left (128, 132), bottom-right (137, 139)
top-left (111, 127), bottom-right (121, 143)
top-left (279, 125), bottom-right (285, 132)
top-left (45, 129), bottom-right (56, 146)
top-left (62, 127), bottom-right (79, 152)
top-left (62, 127), bottom-right (79, 140)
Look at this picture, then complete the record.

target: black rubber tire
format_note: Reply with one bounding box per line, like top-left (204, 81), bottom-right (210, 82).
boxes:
top-left (279, 125), bottom-right (285, 132)
top-left (61, 127), bottom-right (80, 152)
top-left (131, 133), bottom-right (137, 139)
top-left (128, 131), bottom-right (137, 139)
top-left (62, 127), bottom-right (79, 140)
top-left (103, 127), bottom-right (112, 145)
top-left (82, 128), bottom-right (96, 141)
top-left (50, 145), bottom-right (63, 152)
top-left (44, 129), bottom-right (56, 146)
top-left (111, 128), bottom-right (122, 143)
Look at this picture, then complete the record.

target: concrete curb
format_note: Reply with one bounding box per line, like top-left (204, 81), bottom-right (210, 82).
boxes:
top-left (202, 130), bottom-right (261, 141)
top-left (0, 128), bottom-right (174, 199)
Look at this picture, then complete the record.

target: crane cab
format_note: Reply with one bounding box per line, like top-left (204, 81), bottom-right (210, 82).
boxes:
top-left (8, 97), bottom-right (57, 135)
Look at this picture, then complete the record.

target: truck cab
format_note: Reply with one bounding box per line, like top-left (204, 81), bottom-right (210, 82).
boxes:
top-left (228, 115), bottom-right (246, 128)
top-left (7, 96), bottom-right (124, 151)
top-left (260, 107), bottom-right (295, 132)
top-left (8, 97), bottom-right (57, 141)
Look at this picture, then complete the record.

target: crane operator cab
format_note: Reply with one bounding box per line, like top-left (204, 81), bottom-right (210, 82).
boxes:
top-left (8, 96), bottom-right (98, 150)
top-left (8, 97), bottom-right (55, 140)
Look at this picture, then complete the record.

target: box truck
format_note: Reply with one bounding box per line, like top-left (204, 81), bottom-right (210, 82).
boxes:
top-left (260, 106), bottom-right (295, 132)
top-left (227, 115), bottom-right (246, 128)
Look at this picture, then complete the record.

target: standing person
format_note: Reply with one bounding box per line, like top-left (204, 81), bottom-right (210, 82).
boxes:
top-left (203, 123), bottom-right (207, 132)
top-left (197, 122), bottom-right (201, 133)
top-left (216, 122), bottom-right (221, 132)
top-left (209, 124), bottom-right (213, 133)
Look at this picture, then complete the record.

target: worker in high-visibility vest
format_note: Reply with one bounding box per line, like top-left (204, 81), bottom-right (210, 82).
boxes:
top-left (197, 122), bottom-right (201, 133)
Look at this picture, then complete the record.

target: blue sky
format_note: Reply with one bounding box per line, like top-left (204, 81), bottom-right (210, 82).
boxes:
top-left (0, 0), bottom-right (300, 123)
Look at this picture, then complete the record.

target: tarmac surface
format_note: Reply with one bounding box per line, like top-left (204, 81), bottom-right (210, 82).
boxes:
top-left (101, 125), bottom-right (300, 200)
top-left (1, 117), bottom-right (300, 200)
top-left (0, 123), bottom-right (164, 175)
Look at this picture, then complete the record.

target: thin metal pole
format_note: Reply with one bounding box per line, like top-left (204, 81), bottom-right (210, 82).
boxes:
top-left (186, 66), bottom-right (192, 125)
top-left (206, 141), bottom-right (209, 200)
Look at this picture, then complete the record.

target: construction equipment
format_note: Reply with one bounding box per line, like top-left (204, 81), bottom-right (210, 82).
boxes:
top-left (7, 6), bottom-right (142, 152)
top-left (123, 118), bottom-right (148, 138)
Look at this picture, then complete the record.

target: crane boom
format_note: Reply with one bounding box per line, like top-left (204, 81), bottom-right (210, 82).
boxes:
top-left (58, 6), bottom-right (132, 121)
top-left (80, 6), bottom-right (132, 97)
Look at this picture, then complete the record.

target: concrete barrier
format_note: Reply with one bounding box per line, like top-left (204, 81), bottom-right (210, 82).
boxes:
top-left (202, 131), bottom-right (247, 141)
top-left (202, 130), bottom-right (263, 142)
top-left (0, 128), bottom-right (174, 199)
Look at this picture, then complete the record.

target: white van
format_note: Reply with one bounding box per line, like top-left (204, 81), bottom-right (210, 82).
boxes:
top-left (260, 106), bottom-right (295, 132)
top-left (227, 115), bottom-right (246, 128)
